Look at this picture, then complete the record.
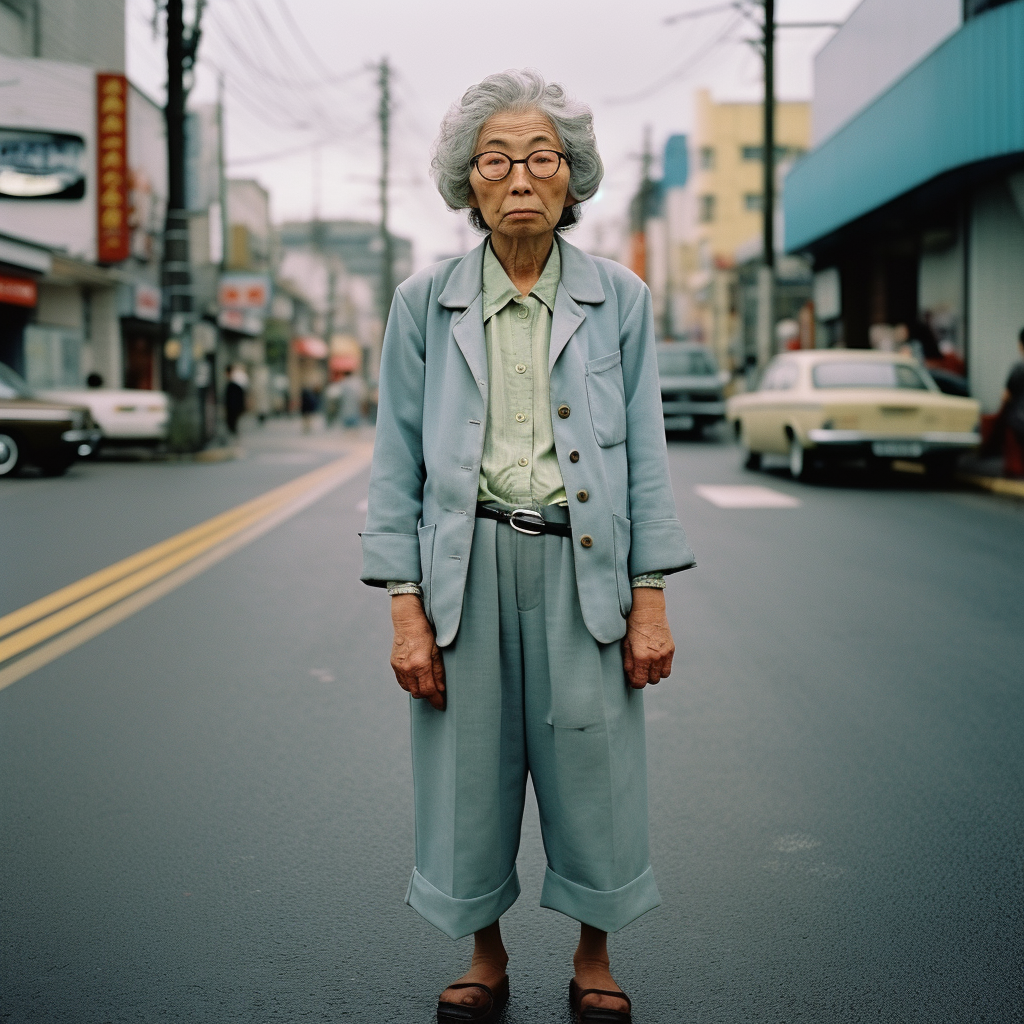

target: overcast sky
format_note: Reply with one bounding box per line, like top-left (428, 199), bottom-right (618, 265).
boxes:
top-left (126, 0), bottom-right (861, 270)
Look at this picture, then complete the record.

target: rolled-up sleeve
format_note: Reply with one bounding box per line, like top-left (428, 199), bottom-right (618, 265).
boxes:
top-left (618, 284), bottom-right (696, 577)
top-left (360, 287), bottom-right (428, 587)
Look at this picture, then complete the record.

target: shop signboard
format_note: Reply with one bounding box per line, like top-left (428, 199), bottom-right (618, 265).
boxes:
top-left (96, 73), bottom-right (129, 263)
top-left (0, 127), bottom-right (86, 199)
top-left (218, 273), bottom-right (270, 336)
top-left (0, 275), bottom-right (37, 307)
top-left (0, 56), bottom-right (95, 259)
top-left (134, 282), bottom-right (161, 321)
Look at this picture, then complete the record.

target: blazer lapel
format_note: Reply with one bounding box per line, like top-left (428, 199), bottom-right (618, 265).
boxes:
top-left (549, 283), bottom-right (586, 370)
top-left (549, 236), bottom-right (606, 369)
top-left (439, 239), bottom-right (488, 392)
top-left (451, 293), bottom-right (488, 393)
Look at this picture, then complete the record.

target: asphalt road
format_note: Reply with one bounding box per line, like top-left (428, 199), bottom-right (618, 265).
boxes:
top-left (2, 423), bottom-right (1022, 1023)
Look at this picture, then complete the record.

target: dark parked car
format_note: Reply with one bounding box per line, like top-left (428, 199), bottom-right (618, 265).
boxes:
top-left (0, 362), bottom-right (101, 477)
top-left (655, 341), bottom-right (729, 434)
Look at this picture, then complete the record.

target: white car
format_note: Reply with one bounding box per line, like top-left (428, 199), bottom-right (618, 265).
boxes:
top-left (727, 350), bottom-right (980, 481)
top-left (37, 387), bottom-right (170, 445)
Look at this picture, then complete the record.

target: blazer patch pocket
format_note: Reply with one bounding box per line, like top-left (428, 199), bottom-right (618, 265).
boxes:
top-left (585, 350), bottom-right (627, 447)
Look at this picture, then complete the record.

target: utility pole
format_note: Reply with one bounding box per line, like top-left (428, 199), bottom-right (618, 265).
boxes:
top-left (375, 56), bottom-right (392, 387)
top-left (754, 0), bottom-right (776, 369)
top-left (161, 0), bottom-right (204, 449)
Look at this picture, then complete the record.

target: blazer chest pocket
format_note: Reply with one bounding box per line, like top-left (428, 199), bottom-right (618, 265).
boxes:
top-left (585, 350), bottom-right (627, 447)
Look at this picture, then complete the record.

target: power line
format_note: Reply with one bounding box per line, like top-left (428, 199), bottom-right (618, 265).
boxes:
top-left (606, 12), bottom-right (744, 104)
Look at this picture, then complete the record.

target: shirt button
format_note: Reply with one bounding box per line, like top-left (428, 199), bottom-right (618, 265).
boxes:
top-left (576, 489), bottom-right (589, 502)
top-left (579, 534), bottom-right (594, 548)
top-left (518, 456), bottom-right (529, 467)
top-left (517, 306), bottom-right (530, 319)
top-left (515, 412), bottom-right (526, 422)
top-left (557, 404), bottom-right (570, 419)
top-left (515, 363), bottom-right (527, 374)
top-left (569, 450), bottom-right (580, 463)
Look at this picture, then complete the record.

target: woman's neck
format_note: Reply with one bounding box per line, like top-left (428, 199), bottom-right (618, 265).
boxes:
top-left (490, 232), bottom-right (555, 296)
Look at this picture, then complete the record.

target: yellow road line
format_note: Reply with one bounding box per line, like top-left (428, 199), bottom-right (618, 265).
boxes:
top-left (0, 453), bottom-right (354, 642)
top-left (0, 444), bottom-right (373, 690)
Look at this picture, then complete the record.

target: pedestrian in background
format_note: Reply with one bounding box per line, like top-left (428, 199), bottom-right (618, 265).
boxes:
top-left (224, 363), bottom-right (247, 436)
top-left (299, 385), bottom-right (318, 434)
top-left (999, 327), bottom-right (1024, 477)
top-left (361, 69), bottom-right (695, 1023)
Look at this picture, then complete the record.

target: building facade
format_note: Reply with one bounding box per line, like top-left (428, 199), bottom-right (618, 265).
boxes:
top-left (785, 0), bottom-right (1024, 412)
top-left (674, 89), bottom-right (810, 368)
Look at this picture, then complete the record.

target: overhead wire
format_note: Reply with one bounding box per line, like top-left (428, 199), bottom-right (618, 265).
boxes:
top-left (605, 11), bottom-right (745, 104)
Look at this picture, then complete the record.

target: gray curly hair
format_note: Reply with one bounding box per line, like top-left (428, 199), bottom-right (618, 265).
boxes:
top-left (430, 69), bottom-right (604, 232)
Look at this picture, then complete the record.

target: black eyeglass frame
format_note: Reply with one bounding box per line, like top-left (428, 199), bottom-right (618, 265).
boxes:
top-left (469, 149), bottom-right (570, 182)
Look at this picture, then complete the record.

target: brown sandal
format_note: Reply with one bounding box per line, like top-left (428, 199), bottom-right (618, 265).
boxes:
top-left (569, 977), bottom-right (632, 1023)
top-left (437, 975), bottom-right (510, 1022)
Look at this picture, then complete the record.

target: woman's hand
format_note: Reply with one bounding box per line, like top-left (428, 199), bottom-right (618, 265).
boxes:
top-left (622, 588), bottom-right (675, 689)
top-left (390, 594), bottom-right (447, 710)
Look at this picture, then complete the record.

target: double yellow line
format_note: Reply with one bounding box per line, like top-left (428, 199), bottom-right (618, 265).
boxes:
top-left (0, 446), bottom-right (372, 691)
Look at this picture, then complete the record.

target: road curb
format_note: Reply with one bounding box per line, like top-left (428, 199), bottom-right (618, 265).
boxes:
top-left (958, 473), bottom-right (1024, 499)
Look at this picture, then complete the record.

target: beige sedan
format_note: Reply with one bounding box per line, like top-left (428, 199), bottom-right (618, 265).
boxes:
top-left (727, 350), bottom-right (980, 481)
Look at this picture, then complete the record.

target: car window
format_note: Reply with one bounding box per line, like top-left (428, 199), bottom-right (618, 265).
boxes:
top-left (761, 361), bottom-right (799, 391)
top-left (812, 361), bottom-right (930, 390)
top-left (657, 347), bottom-right (716, 377)
top-left (0, 361), bottom-right (33, 400)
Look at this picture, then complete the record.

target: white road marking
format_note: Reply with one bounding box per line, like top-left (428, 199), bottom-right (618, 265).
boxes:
top-left (696, 485), bottom-right (801, 508)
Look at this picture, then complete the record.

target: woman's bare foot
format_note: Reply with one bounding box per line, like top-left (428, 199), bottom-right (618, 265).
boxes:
top-left (439, 921), bottom-right (509, 1008)
top-left (573, 924), bottom-right (630, 1014)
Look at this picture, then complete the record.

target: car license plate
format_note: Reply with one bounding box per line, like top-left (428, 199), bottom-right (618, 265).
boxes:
top-left (873, 441), bottom-right (924, 458)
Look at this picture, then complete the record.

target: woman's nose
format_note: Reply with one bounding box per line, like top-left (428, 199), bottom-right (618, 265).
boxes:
top-left (509, 164), bottom-right (532, 193)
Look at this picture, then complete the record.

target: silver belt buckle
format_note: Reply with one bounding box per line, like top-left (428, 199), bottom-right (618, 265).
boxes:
top-left (509, 508), bottom-right (545, 535)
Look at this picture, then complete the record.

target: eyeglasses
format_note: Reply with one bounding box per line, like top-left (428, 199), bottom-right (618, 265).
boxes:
top-left (470, 150), bottom-right (569, 182)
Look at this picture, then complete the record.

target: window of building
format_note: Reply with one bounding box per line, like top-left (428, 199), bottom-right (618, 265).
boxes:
top-left (698, 194), bottom-right (716, 223)
top-left (743, 193), bottom-right (763, 212)
top-left (699, 146), bottom-right (715, 170)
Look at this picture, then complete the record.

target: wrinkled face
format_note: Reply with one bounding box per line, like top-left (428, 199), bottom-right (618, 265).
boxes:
top-left (467, 109), bottom-right (576, 240)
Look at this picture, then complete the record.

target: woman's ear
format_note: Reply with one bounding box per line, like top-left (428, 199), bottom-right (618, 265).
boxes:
top-left (467, 186), bottom-right (480, 210)
top-left (563, 192), bottom-right (579, 209)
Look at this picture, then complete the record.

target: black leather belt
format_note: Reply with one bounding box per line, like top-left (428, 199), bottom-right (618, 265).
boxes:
top-left (476, 502), bottom-right (572, 538)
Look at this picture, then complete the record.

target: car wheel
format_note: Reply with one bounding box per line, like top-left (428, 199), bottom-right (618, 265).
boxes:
top-left (736, 422), bottom-right (762, 470)
top-left (0, 432), bottom-right (22, 476)
top-left (789, 437), bottom-right (815, 482)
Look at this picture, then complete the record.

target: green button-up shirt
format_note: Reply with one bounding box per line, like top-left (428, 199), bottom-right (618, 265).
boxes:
top-left (477, 240), bottom-right (566, 508)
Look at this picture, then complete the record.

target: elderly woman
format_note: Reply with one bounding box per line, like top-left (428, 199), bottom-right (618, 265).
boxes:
top-left (361, 69), bottom-right (695, 1022)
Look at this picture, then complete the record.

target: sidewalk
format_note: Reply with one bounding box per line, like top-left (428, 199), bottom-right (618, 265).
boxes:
top-left (957, 451), bottom-right (1024, 499)
top-left (205, 413), bottom-right (375, 461)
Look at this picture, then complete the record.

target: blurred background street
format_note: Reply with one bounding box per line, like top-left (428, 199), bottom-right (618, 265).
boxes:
top-left (3, 0), bottom-right (1024, 1019)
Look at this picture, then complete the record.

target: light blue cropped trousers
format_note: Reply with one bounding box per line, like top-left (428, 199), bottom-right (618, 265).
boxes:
top-left (405, 516), bottom-right (660, 940)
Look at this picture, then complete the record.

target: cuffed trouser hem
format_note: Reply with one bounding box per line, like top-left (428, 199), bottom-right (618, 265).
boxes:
top-left (539, 864), bottom-right (661, 933)
top-left (405, 866), bottom-right (522, 940)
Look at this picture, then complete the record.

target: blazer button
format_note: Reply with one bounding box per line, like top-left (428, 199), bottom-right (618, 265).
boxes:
top-left (579, 534), bottom-right (593, 548)
top-left (569, 449), bottom-right (580, 463)
top-left (576, 489), bottom-right (589, 502)
top-left (557, 404), bottom-right (570, 419)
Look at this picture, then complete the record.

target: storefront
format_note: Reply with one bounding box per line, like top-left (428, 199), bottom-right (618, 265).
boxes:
top-left (784, 0), bottom-right (1024, 411)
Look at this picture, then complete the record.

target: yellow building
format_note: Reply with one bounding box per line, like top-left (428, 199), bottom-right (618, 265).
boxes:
top-left (674, 90), bottom-right (810, 366)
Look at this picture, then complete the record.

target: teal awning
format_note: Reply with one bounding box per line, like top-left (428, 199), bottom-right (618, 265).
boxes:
top-left (784, 0), bottom-right (1024, 252)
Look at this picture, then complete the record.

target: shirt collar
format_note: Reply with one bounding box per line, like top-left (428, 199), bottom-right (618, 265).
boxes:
top-left (482, 239), bottom-right (561, 321)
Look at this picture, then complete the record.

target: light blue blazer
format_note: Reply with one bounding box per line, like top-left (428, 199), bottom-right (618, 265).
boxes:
top-left (360, 235), bottom-right (695, 647)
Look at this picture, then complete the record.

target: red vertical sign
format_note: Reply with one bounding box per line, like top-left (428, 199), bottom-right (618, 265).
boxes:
top-left (96, 73), bottom-right (130, 264)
